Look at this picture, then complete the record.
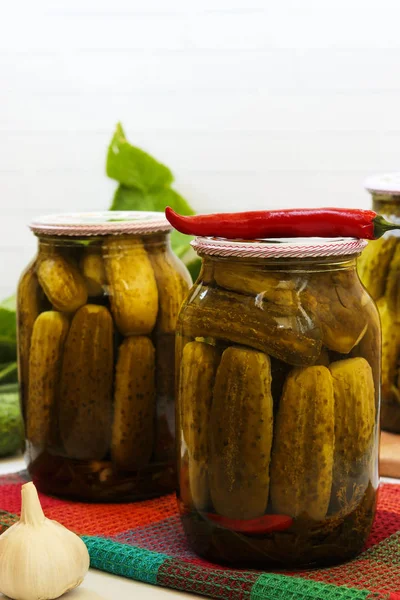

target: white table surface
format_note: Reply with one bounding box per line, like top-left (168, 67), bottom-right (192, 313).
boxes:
top-left (0, 455), bottom-right (398, 600)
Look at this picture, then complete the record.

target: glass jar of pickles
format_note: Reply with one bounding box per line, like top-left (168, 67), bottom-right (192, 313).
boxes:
top-left (359, 174), bottom-right (400, 433)
top-left (176, 237), bottom-right (380, 567)
top-left (17, 212), bottom-right (191, 501)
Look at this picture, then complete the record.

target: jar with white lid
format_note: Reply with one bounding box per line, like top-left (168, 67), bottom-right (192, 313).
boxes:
top-left (176, 236), bottom-right (380, 567)
top-left (17, 211), bottom-right (191, 501)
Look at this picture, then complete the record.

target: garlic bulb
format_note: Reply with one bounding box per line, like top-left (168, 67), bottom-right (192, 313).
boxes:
top-left (0, 482), bottom-right (90, 600)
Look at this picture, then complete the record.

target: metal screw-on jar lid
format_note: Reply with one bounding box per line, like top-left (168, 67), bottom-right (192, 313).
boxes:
top-left (365, 173), bottom-right (400, 195)
top-left (191, 237), bottom-right (367, 259)
top-left (30, 211), bottom-right (171, 237)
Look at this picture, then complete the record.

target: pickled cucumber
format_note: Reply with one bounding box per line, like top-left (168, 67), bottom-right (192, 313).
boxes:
top-left (59, 304), bottom-right (114, 459)
top-left (111, 336), bottom-right (155, 471)
top-left (385, 242), bottom-right (400, 319)
top-left (378, 297), bottom-right (400, 404)
top-left (17, 263), bottom-right (42, 414)
top-left (209, 346), bottom-right (273, 520)
top-left (214, 263), bottom-right (299, 309)
top-left (80, 247), bottom-right (107, 297)
top-left (37, 253), bottom-right (88, 313)
top-left (304, 271), bottom-right (368, 354)
top-left (181, 286), bottom-right (322, 367)
top-left (27, 311), bottom-right (69, 446)
top-left (351, 299), bottom-right (381, 397)
top-left (148, 248), bottom-right (191, 334)
top-left (103, 237), bottom-right (158, 335)
top-left (270, 365), bottom-right (335, 521)
top-left (329, 357), bottom-right (376, 511)
top-left (357, 237), bottom-right (397, 300)
top-left (180, 341), bottom-right (221, 511)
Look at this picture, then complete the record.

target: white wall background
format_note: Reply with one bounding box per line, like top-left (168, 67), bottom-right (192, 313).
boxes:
top-left (1, 0), bottom-right (400, 299)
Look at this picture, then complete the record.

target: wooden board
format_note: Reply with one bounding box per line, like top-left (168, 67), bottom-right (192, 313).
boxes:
top-left (380, 431), bottom-right (400, 479)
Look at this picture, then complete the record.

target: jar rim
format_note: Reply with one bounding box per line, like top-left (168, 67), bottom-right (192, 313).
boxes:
top-left (191, 237), bottom-right (367, 259)
top-left (365, 172), bottom-right (400, 195)
top-left (30, 211), bottom-right (171, 236)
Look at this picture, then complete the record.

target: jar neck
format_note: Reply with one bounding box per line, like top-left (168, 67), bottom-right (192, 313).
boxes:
top-left (372, 192), bottom-right (400, 221)
top-left (36, 232), bottom-right (172, 253)
top-left (200, 254), bottom-right (360, 274)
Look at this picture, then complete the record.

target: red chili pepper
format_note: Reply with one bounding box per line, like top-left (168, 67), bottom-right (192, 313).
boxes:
top-left (203, 512), bottom-right (293, 535)
top-left (165, 206), bottom-right (400, 240)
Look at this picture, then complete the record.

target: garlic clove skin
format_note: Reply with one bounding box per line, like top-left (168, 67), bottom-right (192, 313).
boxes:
top-left (0, 482), bottom-right (90, 600)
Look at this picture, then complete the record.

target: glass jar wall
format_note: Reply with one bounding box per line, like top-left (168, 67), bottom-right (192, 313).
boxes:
top-left (176, 237), bottom-right (380, 568)
top-left (17, 212), bottom-right (191, 501)
top-left (359, 174), bottom-right (400, 433)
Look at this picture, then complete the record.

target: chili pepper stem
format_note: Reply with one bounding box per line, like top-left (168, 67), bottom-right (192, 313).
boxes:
top-left (374, 215), bottom-right (400, 239)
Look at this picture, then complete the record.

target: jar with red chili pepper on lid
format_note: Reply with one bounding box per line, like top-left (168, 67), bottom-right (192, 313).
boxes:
top-left (359, 174), bottom-right (400, 434)
top-left (175, 235), bottom-right (380, 568)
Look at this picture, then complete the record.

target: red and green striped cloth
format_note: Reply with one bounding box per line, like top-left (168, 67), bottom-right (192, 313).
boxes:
top-left (0, 471), bottom-right (399, 599)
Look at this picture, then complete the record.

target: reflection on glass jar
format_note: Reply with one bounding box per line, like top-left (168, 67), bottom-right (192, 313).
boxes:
top-left (17, 212), bottom-right (191, 501)
top-left (176, 237), bottom-right (380, 568)
top-left (359, 174), bottom-right (400, 433)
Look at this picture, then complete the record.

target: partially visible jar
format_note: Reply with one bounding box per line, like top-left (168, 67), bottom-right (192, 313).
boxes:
top-left (359, 174), bottom-right (400, 433)
top-left (176, 236), bottom-right (380, 568)
top-left (17, 212), bottom-right (191, 501)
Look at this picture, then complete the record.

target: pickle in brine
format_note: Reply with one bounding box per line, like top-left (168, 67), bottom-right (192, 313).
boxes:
top-left (37, 253), bottom-right (88, 313)
top-left (270, 365), bottom-right (335, 521)
top-left (111, 336), bottom-right (155, 471)
top-left (27, 311), bottom-right (69, 446)
top-left (103, 237), bottom-right (158, 335)
top-left (377, 297), bottom-right (400, 403)
top-left (181, 286), bottom-right (322, 367)
top-left (352, 298), bottom-right (381, 396)
top-left (329, 357), bottom-right (376, 511)
top-left (180, 341), bottom-right (220, 511)
top-left (148, 248), bottom-right (191, 334)
top-left (304, 271), bottom-right (368, 354)
top-left (17, 263), bottom-right (42, 413)
top-left (59, 304), bottom-right (114, 459)
top-left (175, 334), bottom-right (192, 391)
top-left (385, 241), bottom-right (400, 319)
top-left (357, 237), bottom-right (397, 300)
top-left (214, 263), bottom-right (299, 309)
top-left (209, 346), bottom-right (273, 520)
top-left (80, 247), bottom-right (107, 297)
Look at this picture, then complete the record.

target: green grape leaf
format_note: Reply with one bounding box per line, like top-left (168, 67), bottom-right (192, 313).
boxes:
top-left (110, 185), bottom-right (194, 216)
top-left (106, 123), bottom-right (173, 191)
